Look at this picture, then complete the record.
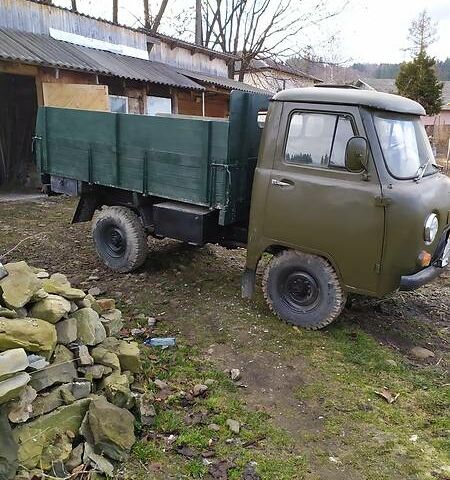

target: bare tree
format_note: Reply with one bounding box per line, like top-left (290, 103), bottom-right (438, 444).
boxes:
top-left (143, 0), bottom-right (150, 27)
top-left (113, 0), bottom-right (118, 23)
top-left (195, 0), bottom-right (203, 45)
top-left (151, 0), bottom-right (169, 33)
top-left (71, 0), bottom-right (77, 12)
top-left (201, 0), bottom-right (348, 80)
top-left (407, 10), bottom-right (438, 55)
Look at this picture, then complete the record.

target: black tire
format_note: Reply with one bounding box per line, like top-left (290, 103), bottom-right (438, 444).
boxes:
top-left (263, 250), bottom-right (346, 330)
top-left (92, 206), bottom-right (148, 273)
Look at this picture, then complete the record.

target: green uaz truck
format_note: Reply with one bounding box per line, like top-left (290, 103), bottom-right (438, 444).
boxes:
top-left (35, 88), bottom-right (450, 330)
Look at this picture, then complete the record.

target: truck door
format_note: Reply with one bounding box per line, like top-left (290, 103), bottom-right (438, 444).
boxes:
top-left (263, 103), bottom-right (385, 295)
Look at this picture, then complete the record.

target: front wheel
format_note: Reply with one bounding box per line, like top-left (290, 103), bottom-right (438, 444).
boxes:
top-left (263, 250), bottom-right (346, 330)
top-left (92, 206), bottom-right (148, 273)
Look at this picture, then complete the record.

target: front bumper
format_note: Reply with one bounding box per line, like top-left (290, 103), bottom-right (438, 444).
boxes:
top-left (399, 265), bottom-right (445, 291)
top-left (400, 230), bottom-right (449, 291)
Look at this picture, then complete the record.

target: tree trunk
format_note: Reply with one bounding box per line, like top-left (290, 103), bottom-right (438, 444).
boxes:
top-left (195, 0), bottom-right (203, 46)
top-left (112, 0), bottom-right (118, 24)
top-left (71, 0), bottom-right (77, 12)
top-left (150, 0), bottom-right (169, 34)
top-left (143, 0), bottom-right (150, 28)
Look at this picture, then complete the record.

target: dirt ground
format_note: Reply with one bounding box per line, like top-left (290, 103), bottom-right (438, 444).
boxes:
top-left (0, 196), bottom-right (449, 480)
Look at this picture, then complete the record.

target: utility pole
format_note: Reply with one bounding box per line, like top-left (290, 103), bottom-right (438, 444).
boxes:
top-left (195, 0), bottom-right (203, 46)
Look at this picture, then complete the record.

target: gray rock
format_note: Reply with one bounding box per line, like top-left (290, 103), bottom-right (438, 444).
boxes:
top-left (410, 346), bottom-right (435, 360)
top-left (64, 443), bottom-right (84, 473)
top-left (101, 337), bottom-right (140, 373)
top-left (78, 365), bottom-right (112, 380)
top-left (74, 344), bottom-right (94, 366)
top-left (73, 308), bottom-right (106, 346)
top-left (30, 288), bottom-right (48, 302)
top-left (0, 261), bottom-right (42, 309)
top-left (83, 443), bottom-right (114, 476)
top-left (71, 381), bottom-right (92, 399)
top-left (56, 318), bottom-right (77, 345)
top-left (36, 271), bottom-right (50, 279)
top-left (0, 348), bottom-right (29, 380)
top-left (100, 309), bottom-right (123, 336)
top-left (226, 419), bottom-right (240, 434)
top-left (135, 393), bottom-right (156, 426)
top-left (27, 354), bottom-right (49, 371)
top-left (85, 396), bottom-right (135, 461)
top-left (192, 384), bottom-right (208, 397)
top-left (30, 345), bottom-right (77, 392)
top-left (208, 423), bottom-right (220, 432)
top-left (29, 294), bottom-right (71, 324)
top-left (13, 399), bottom-right (91, 469)
top-left (32, 381), bottom-right (91, 417)
top-left (100, 372), bottom-right (134, 409)
top-left (91, 346), bottom-right (121, 371)
top-left (42, 277), bottom-right (86, 301)
top-left (0, 407), bottom-right (18, 480)
top-left (0, 373), bottom-right (31, 405)
top-left (0, 319), bottom-right (57, 358)
top-left (0, 307), bottom-right (17, 319)
top-left (8, 386), bottom-right (37, 423)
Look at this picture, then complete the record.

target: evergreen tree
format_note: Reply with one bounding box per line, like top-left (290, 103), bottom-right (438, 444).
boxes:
top-left (396, 51), bottom-right (443, 115)
top-left (396, 11), bottom-right (443, 115)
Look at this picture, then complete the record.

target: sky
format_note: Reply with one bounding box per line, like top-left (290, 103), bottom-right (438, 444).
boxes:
top-left (54, 0), bottom-right (450, 64)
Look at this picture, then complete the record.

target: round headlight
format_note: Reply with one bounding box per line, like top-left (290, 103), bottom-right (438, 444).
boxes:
top-left (424, 214), bottom-right (439, 244)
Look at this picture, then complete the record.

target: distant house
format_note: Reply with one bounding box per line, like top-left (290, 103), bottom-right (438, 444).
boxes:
top-left (0, 0), bottom-right (270, 188)
top-left (236, 58), bottom-right (323, 93)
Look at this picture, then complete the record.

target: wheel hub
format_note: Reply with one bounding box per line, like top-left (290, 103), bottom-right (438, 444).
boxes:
top-left (103, 226), bottom-right (126, 257)
top-left (283, 272), bottom-right (320, 310)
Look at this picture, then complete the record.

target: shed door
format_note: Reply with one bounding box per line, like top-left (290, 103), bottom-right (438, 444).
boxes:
top-left (263, 104), bottom-right (384, 294)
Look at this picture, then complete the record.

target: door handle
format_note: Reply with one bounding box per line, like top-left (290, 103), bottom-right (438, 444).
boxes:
top-left (271, 178), bottom-right (293, 187)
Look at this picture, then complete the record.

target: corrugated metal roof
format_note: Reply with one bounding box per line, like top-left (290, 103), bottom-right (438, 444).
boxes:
top-left (177, 68), bottom-right (272, 95)
top-left (0, 28), bottom-right (204, 90)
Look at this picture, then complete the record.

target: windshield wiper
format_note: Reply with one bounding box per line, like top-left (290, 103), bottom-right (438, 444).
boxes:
top-left (414, 160), bottom-right (438, 182)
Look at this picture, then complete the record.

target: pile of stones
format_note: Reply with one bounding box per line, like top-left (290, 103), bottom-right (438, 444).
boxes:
top-left (0, 261), bottom-right (145, 479)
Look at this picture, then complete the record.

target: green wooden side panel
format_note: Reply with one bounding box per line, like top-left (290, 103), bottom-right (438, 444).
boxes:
top-left (36, 91), bottom-right (271, 226)
top-left (223, 91), bottom-right (271, 225)
top-left (36, 107), bottom-right (229, 209)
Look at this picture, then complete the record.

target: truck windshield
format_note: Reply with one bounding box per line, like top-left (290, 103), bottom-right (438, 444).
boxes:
top-left (374, 113), bottom-right (438, 179)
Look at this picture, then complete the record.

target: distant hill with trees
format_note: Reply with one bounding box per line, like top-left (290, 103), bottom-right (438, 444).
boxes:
top-left (352, 58), bottom-right (450, 81)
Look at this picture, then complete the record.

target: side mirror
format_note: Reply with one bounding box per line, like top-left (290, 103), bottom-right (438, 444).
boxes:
top-left (345, 137), bottom-right (369, 173)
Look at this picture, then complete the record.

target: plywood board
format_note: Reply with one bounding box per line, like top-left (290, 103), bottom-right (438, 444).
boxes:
top-left (42, 83), bottom-right (109, 111)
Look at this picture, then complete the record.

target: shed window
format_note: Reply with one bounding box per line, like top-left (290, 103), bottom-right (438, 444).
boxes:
top-left (147, 96), bottom-right (172, 116)
top-left (109, 95), bottom-right (128, 113)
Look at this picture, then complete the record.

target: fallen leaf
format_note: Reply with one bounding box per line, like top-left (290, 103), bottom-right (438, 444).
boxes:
top-left (374, 388), bottom-right (399, 404)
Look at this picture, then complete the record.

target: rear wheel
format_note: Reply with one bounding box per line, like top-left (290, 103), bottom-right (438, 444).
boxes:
top-left (263, 250), bottom-right (346, 330)
top-left (92, 206), bottom-right (147, 273)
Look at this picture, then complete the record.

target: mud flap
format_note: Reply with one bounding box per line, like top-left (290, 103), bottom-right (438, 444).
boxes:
top-left (242, 268), bottom-right (256, 299)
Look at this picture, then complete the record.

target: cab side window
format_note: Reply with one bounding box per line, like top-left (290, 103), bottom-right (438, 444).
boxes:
top-left (285, 112), bottom-right (355, 169)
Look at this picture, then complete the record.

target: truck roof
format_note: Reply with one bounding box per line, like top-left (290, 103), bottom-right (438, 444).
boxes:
top-left (272, 87), bottom-right (426, 116)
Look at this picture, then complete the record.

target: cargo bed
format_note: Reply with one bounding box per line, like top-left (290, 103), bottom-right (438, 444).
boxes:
top-left (36, 91), bottom-right (270, 226)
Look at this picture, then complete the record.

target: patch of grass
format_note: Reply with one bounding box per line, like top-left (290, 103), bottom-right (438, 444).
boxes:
top-left (131, 345), bottom-right (309, 479)
top-left (132, 440), bottom-right (164, 463)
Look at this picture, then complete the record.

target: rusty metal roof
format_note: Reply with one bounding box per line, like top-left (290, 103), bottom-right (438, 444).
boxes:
top-left (0, 28), bottom-right (204, 90)
top-left (177, 68), bottom-right (272, 95)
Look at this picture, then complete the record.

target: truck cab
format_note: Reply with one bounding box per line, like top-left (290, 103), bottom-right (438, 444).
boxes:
top-left (244, 87), bottom-right (450, 328)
